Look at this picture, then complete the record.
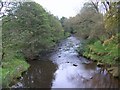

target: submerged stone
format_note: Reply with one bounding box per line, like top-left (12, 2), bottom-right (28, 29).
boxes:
top-left (73, 64), bottom-right (78, 66)
top-left (58, 56), bottom-right (61, 57)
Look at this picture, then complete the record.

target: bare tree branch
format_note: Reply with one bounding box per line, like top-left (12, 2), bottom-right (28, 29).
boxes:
top-left (0, 1), bottom-right (3, 12)
top-left (91, 0), bottom-right (99, 13)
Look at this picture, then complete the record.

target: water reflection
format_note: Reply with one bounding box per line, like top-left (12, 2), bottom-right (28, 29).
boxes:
top-left (12, 36), bottom-right (120, 88)
top-left (14, 60), bottom-right (57, 88)
top-left (51, 36), bottom-right (119, 88)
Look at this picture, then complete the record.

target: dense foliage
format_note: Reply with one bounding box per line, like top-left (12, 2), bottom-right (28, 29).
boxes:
top-left (2, 2), bottom-right (65, 60)
top-left (1, 0), bottom-right (119, 87)
top-left (1, 1), bottom-right (65, 87)
top-left (64, 1), bottom-right (120, 65)
top-left (82, 1), bottom-right (120, 65)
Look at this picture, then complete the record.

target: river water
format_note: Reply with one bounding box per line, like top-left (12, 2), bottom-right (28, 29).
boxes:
top-left (12, 36), bottom-right (119, 88)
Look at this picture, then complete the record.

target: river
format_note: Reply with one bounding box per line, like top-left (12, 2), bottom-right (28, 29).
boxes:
top-left (12, 36), bottom-right (119, 88)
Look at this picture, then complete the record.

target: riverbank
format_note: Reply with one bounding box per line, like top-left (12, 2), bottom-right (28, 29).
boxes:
top-left (77, 34), bottom-right (119, 78)
top-left (1, 56), bottom-right (29, 88)
top-left (11, 36), bottom-right (120, 88)
top-left (2, 2), bottom-right (67, 88)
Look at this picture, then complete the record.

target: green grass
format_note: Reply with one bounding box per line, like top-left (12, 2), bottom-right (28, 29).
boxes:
top-left (80, 34), bottom-right (119, 65)
top-left (1, 56), bottom-right (29, 88)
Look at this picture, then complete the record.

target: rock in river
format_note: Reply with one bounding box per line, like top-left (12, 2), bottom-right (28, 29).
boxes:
top-left (73, 64), bottom-right (78, 66)
top-left (58, 55), bottom-right (61, 58)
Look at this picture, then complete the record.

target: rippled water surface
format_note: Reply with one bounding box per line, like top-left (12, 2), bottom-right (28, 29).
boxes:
top-left (12, 36), bottom-right (120, 88)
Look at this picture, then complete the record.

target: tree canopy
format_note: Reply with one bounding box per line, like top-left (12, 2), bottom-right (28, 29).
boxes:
top-left (2, 1), bottom-right (65, 60)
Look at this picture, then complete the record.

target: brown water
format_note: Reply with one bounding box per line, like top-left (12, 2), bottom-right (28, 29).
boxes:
top-left (12, 36), bottom-right (120, 88)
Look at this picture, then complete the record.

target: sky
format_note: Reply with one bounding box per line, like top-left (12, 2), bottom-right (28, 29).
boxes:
top-left (34, 0), bottom-right (89, 18)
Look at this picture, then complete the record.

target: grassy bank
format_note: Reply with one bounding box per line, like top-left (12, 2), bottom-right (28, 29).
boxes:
top-left (77, 33), bottom-right (119, 78)
top-left (83, 34), bottom-right (119, 65)
top-left (61, 1), bottom-right (119, 78)
top-left (1, 55), bottom-right (29, 88)
top-left (1, 1), bottom-right (67, 87)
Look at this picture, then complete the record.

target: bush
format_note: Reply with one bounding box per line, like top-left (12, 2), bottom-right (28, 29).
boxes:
top-left (82, 34), bottom-right (119, 65)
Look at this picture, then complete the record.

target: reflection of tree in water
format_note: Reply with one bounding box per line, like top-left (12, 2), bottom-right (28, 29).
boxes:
top-left (89, 73), bottom-right (119, 88)
top-left (21, 60), bottom-right (57, 88)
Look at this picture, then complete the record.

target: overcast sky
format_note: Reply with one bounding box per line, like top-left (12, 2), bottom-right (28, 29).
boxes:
top-left (34, 0), bottom-right (89, 18)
